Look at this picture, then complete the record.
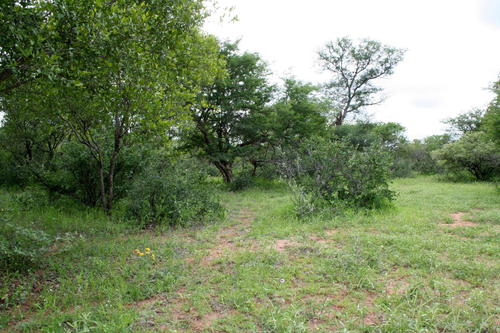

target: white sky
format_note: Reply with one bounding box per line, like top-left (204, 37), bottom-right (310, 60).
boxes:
top-left (204, 0), bottom-right (500, 139)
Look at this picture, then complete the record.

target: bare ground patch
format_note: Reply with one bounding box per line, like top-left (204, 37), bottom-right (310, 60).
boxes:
top-left (139, 289), bottom-right (235, 331)
top-left (325, 229), bottom-right (338, 236)
top-left (364, 312), bottom-right (383, 326)
top-left (439, 212), bottom-right (479, 228)
top-left (197, 208), bottom-right (257, 266)
top-left (269, 239), bottom-right (301, 252)
top-left (385, 278), bottom-right (410, 295)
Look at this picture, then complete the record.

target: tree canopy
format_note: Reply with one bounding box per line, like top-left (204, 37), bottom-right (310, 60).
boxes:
top-left (183, 42), bottom-right (274, 182)
top-left (318, 37), bottom-right (405, 125)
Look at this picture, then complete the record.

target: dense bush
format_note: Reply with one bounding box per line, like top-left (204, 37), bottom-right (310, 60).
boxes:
top-left (0, 217), bottom-right (51, 273)
top-left (330, 122), bottom-right (416, 178)
top-left (434, 131), bottom-right (500, 181)
top-left (278, 137), bottom-right (395, 215)
top-left (124, 158), bottom-right (224, 227)
top-left (11, 187), bottom-right (50, 210)
top-left (228, 172), bottom-right (255, 191)
top-left (394, 134), bottom-right (452, 177)
top-left (52, 141), bottom-right (148, 207)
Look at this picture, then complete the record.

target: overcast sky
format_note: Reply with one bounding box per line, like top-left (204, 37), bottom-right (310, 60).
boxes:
top-left (204, 0), bottom-right (500, 139)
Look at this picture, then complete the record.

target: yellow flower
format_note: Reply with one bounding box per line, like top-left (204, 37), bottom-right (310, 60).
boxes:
top-left (145, 248), bottom-right (151, 253)
top-left (138, 252), bottom-right (145, 256)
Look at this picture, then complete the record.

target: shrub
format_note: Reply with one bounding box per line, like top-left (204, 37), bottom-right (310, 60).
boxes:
top-left (390, 156), bottom-right (415, 178)
top-left (278, 137), bottom-right (395, 215)
top-left (11, 187), bottom-right (50, 210)
top-left (434, 131), bottom-right (500, 181)
top-left (228, 172), bottom-right (254, 191)
top-left (0, 218), bottom-right (51, 273)
top-left (0, 149), bottom-right (28, 187)
top-left (49, 141), bottom-right (149, 207)
top-left (124, 158), bottom-right (224, 227)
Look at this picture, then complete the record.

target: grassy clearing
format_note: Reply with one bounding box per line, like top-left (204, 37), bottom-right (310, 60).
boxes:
top-left (1, 177), bottom-right (499, 332)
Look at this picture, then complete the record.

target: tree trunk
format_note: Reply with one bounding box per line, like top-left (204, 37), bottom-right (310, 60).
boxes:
top-left (104, 112), bottom-right (125, 214)
top-left (98, 163), bottom-right (107, 212)
top-left (105, 153), bottom-right (117, 214)
top-left (251, 160), bottom-right (259, 177)
top-left (214, 161), bottom-right (233, 183)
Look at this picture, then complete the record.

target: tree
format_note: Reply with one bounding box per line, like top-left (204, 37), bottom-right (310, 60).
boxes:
top-left (399, 134), bottom-right (452, 175)
top-left (483, 77), bottom-right (500, 145)
top-left (184, 42), bottom-right (273, 183)
top-left (268, 79), bottom-right (327, 147)
top-left (434, 131), bottom-right (500, 181)
top-left (1, 0), bottom-right (222, 213)
top-left (444, 108), bottom-right (485, 138)
top-left (239, 78), bottom-right (328, 175)
top-left (0, 83), bottom-right (68, 193)
top-left (318, 37), bottom-right (405, 126)
top-left (331, 121), bottom-right (406, 152)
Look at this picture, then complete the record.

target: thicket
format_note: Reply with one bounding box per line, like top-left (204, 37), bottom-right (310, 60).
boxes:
top-left (432, 82), bottom-right (500, 181)
top-left (278, 137), bottom-right (395, 216)
top-left (124, 158), bottom-right (224, 227)
top-left (435, 132), bottom-right (500, 181)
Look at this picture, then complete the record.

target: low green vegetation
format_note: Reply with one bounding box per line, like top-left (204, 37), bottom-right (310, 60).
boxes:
top-left (1, 177), bottom-right (499, 332)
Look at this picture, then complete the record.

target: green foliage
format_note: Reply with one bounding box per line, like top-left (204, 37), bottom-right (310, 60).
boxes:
top-left (124, 158), bottom-right (224, 227)
top-left (435, 131), bottom-right (500, 181)
top-left (0, 146), bottom-right (26, 187)
top-left (0, 0), bottom-right (49, 94)
top-left (330, 121), bottom-right (412, 178)
top-left (318, 37), bottom-right (405, 125)
top-left (11, 187), bottom-right (50, 210)
top-left (444, 108), bottom-right (485, 138)
top-left (1, 0), bottom-right (223, 213)
top-left (268, 79), bottom-right (328, 148)
top-left (228, 172), bottom-right (255, 192)
top-left (279, 137), bottom-right (395, 215)
top-left (482, 77), bottom-right (500, 145)
top-left (0, 217), bottom-right (51, 273)
top-left (331, 122), bottom-right (406, 151)
top-left (183, 41), bottom-right (274, 183)
top-left (398, 134), bottom-right (452, 176)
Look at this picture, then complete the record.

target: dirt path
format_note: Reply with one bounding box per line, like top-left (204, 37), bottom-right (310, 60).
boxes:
top-left (142, 207), bottom-right (258, 332)
top-left (440, 212), bottom-right (478, 228)
top-left (200, 207), bottom-right (256, 266)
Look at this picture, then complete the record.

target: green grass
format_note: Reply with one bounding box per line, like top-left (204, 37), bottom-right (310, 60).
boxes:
top-left (1, 176), bottom-right (499, 332)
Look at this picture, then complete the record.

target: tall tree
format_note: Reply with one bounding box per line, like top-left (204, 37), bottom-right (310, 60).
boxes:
top-left (483, 77), bottom-right (500, 145)
top-left (318, 37), bottom-right (405, 126)
top-left (269, 79), bottom-right (327, 147)
top-left (184, 42), bottom-right (273, 183)
top-left (1, 0), bottom-right (222, 213)
top-left (242, 79), bottom-right (328, 175)
top-left (444, 108), bottom-right (485, 138)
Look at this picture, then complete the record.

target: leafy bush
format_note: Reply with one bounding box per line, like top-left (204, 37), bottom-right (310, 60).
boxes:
top-left (228, 172), bottom-right (254, 191)
top-left (391, 156), bottom-right (415, 178)
top-left (0, 149), bottom-right (27, 187)
top-left (124, 158), bottom-right (224, 227)
top-left (278, 137), bottom-right (395, 215)
top-left (11, 187), bottom-right (50, 210)
top-left (434, 131), bottom-right (500, 181)
top-left (0, 218), bottom-right (51, 273)
top-left (47, 140), bottom-right (149, 207)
